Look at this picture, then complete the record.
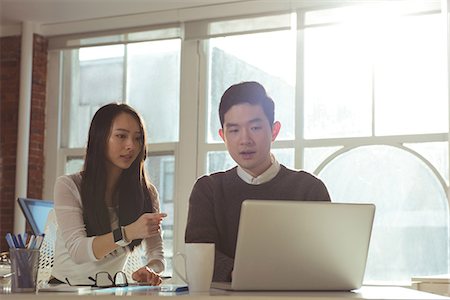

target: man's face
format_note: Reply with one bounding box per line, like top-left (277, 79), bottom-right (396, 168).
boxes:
top-left (219, 103), bottom-right (280, 177)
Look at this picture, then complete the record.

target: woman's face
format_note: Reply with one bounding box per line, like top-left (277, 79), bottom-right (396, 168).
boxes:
top-left (105, 112), bottom-right (142, 173)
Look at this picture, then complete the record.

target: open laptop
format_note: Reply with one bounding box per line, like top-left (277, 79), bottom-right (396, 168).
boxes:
top-left (211, 200), bottom-right (375, 291)
top-left (17, 197), bottom-right (54, 235)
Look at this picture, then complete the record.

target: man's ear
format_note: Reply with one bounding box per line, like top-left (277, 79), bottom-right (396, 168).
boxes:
top-left (219, 128), bottom-right (225, 141)
top-left (271, 121), bottom-right (281, 142)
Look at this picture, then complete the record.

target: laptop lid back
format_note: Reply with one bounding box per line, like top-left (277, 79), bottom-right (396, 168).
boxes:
top-left (17, 198), bottom-right (54, 235)
top-left (231, 200), bottom-right (375, 291)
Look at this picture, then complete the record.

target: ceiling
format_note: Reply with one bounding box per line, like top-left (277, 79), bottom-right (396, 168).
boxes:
top-left (0, 0), bottom-right (251, 26)
top-left (2, 0), bottom-right (436, 35)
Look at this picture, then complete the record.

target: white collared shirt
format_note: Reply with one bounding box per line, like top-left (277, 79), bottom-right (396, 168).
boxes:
top-left (237, 153), bottom-right (280, 185)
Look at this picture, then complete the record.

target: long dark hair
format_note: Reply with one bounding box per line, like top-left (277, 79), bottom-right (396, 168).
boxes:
top-left (81, 103), bottom-right (158, 250)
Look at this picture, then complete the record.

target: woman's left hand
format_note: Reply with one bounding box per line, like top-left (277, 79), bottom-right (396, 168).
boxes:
top-left (131, 266), bottom-right (162, 286)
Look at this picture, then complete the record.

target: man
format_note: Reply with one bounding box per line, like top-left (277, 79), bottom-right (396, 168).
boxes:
top-left (185, 81), bottom-right (331, 282)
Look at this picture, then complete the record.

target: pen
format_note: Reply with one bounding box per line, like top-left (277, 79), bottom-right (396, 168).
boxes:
top-left (34, 234), bottom-right (45, 249)
top-left (17, 233), bottom-right (25, 248)
top-left (33, 235), bottom-right (42, 250)
top-left (27, 235), bottom-right (35, 249)
top-left (5, 233), bottom-right (15, 249)
top-left (10, 234), bottom-right (20, 248)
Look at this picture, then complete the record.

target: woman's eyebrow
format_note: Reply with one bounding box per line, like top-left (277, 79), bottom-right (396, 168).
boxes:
top-left (113, 128), bottom-right (129, 133)
top-left (113, 128), bottom-right (141, 134)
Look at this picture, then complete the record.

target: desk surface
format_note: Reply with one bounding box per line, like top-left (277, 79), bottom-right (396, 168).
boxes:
top-left (1, 285), bottom-right (449, 300)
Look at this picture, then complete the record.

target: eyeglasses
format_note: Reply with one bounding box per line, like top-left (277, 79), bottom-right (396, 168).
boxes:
top-left (66, 271), bottom-right (128, 288)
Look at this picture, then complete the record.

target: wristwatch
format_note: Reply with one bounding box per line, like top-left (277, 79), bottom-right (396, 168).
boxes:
top-left (113, 226), bottom-right (130, 247)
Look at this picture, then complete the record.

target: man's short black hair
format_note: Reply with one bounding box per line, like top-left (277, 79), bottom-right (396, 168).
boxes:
top-left (219, 81), bottom-right (275, 128)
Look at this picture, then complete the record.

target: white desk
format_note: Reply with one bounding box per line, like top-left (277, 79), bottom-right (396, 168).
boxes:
top-left (1, 285), bottom-right (450, 300)
top-left (412, 274), bottom-right (450, 296)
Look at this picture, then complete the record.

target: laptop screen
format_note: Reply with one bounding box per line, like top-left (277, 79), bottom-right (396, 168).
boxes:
top-left (17, 198), bottom-right (53, 235)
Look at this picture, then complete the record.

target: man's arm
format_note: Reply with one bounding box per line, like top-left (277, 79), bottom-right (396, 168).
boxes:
top-left (185, 176), bottom-right (234, 282)
top-left (213, 250), bottom-right (234, 282)
top-left (307, 175), bottom-right (331, 202)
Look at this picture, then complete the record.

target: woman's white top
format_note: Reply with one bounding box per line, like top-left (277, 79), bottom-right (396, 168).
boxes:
top-left (51, 173), bottom-right (165, 283)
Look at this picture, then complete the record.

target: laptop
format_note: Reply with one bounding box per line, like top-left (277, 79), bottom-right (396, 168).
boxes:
top-left (211, 200), bottom-right (375, 291)
top-left (17, 197), bottom-right (54, 235)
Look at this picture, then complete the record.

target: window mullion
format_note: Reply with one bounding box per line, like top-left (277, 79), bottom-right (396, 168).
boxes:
top-left (295, 9), bottom-right (306, 171)
top-left (123, 44), bottom-right (128, 103)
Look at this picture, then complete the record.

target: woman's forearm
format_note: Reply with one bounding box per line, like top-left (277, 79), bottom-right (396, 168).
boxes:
top-left (92, 232), bottom-right (120, 259)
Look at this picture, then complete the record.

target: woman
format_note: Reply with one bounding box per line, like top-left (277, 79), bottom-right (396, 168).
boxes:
top-left (51, 103), bottom-right (166, 286)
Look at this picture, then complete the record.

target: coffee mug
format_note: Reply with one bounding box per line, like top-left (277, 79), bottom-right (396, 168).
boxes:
top-left (173, 243), bottom-right (214, 293)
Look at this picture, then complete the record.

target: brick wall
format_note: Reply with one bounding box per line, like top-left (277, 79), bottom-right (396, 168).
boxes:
top-left (29, 35), bottom-right (47, 199)
top-left (0, 35), bottom-right (21, 252)
top-left (0, 34), bottom-right (48, 251)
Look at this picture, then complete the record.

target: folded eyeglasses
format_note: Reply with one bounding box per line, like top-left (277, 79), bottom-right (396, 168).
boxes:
top-left (66, 271), bottom-right (128, 288)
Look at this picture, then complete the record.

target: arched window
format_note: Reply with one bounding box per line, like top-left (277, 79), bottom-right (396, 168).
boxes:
top-left (318, 145), bottom-right (449, 282)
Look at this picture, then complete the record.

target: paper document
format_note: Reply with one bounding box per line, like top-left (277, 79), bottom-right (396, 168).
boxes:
top-left (38, 283), bottom-right (93, 293)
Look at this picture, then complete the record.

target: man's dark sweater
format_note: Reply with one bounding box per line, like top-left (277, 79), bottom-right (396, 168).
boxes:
top-left (185, 165), bottom-right (331, 282)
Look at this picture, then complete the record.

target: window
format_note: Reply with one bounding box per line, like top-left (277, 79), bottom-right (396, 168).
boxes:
top-left (301, 4), bottom-right (448, 282)
top-left (207, 29), bottom-right (296, 143)
top-left (127, 40), bottom-right (180, 143)
top-left (146, 155), bottom-right (175, 273)
top-left (66, 40), bottom-right (180, 148)
top-left (202, 3), bottom-right (449, 283)
top-left (303, 8), bottom-right (447, 139)
top-left (58, 33), bottom-right (181, 276)
top-left (319, 145), bottom-right (448, 281)
top-left (68, 44), bottom-right (125, 148)
top-left (48, 1), bottom-right (449, 284)
top-left (204, 23), bottom-right (297, 173)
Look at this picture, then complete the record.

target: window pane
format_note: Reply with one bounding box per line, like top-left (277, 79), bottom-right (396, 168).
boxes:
top-left (304, 10), bottom-right (447, 139)
top-left (303, 146), bottom-right (342, 173)
top-left (404, 142), bottom-right (449, 185)
top-left (375, 14), bottom-right (447, 135)
top-left (207, 30), bottom-right (296, 143)
top-left (128, 39), bottom-right (181, 143)
top-left (319, 145), bottom-right (449, 282)
top-left (208, 14), bottom-right (291, 37)
top-left (145, 155), bottom-right (175, 275)
top-left (272, 148), bottom-right (295, 169)
top-left (207, 151), bottom-right (235, 174)
top-left (69, 45), bottom-right (125, 148)
top-left (304, 24), bottom-right (372, 139)
top-left (304, 2), bottom-right (439, 26)
top-left (65, 157), bottom-right (84, 174)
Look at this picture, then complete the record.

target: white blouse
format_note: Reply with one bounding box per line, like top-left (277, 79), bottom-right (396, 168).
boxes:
top-left (51, 173), bottom-right (165, 283)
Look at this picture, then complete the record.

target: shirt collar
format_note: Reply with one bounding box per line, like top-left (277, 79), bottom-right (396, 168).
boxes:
top-left (237, 153), bottom-right (280, 185)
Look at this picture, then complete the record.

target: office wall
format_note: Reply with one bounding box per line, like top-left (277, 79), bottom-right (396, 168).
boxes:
top-left (0, 34), bottom-right (48, 251)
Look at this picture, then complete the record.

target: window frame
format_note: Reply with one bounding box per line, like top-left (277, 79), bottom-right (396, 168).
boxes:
top-left (43, 0), bottom-right (450, 283)
top-left (197, 4), bottom-right (450, 282)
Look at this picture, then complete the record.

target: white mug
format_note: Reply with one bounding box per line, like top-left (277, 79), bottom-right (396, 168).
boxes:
top-left (173, 243), bottom-right (215, 293)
